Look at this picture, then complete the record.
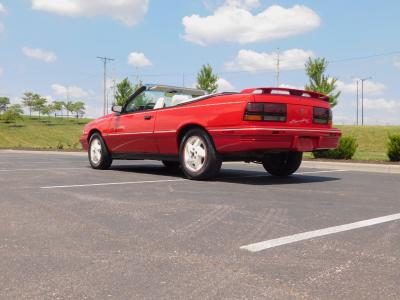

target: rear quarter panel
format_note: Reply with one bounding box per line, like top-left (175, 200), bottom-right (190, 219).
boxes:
top-left (154, 94), bottom-right (251, 154)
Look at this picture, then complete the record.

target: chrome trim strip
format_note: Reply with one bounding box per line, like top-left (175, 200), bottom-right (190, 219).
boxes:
top-left (208, 128), bottom-right (341, 134)
top-left (106, 130), bottom-right (177, 136)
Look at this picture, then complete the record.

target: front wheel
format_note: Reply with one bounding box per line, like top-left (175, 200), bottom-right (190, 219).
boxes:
top-left (88, 133), bottom-right (113, 170)
top-left (179, 129), bottom-right (222, 180)
top-left (262, 152), bottom-right (302, 176)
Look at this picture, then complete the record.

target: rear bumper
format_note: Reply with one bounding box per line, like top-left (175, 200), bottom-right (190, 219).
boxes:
top-left (80, 135), bottom-right (89, 150)
top-left (210, 127), bottom-right (341, 153)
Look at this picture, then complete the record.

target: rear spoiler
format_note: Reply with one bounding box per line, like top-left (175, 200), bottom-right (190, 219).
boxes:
top-left (241, 87), bottom-right (330, 102)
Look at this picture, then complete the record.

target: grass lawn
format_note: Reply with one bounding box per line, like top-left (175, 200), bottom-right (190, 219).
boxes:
top-left (0, 116), bottom-right (90, 150)
top-left (0, 116), bottom-right (399, 161)
top-left (336, 125), bottom-right (400, 161)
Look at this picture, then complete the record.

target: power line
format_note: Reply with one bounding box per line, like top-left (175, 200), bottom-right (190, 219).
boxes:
top-left (97, 56), bottom-right (115, 116)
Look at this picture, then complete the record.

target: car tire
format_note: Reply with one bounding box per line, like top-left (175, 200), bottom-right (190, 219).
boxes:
top-left (179, 129), bottom-right (222, 180)
top-left (162, 160), bottom-right (180, 170)
top-left (88, 133), bottom-right (113, 170)
top-left (262, 151), bottom-right (302, 176)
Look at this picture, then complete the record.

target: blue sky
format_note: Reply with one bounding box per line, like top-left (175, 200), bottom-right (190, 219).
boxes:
top-left (0, 0), bottom-right (400, 124)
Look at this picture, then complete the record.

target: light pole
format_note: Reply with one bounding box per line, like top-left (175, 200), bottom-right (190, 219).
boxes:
top-left (97, 56), bottom-right (115, 116)
top-left (356, 80), bottom-right (359, 125)
top-left (360, 77), bottom-right (372, 126)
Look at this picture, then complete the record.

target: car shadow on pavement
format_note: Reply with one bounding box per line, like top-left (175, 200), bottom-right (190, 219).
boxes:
top-left (110, 164), bottom-right (341, 186)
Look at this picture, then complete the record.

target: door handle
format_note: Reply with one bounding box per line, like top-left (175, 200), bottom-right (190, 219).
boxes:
top-left (144, 115), bottom-right (152, 120)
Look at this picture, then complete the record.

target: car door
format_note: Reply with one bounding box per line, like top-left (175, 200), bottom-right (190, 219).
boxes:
top-left (106, 89), bottom-right (158, 154)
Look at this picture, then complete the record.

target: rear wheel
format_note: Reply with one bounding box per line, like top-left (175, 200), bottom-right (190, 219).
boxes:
top-left (88, 133), bottom-right (112, 170)
top-left (262, 151), bottom-right (302, 176)
top-left (179, 129), bottom-right (222, 180)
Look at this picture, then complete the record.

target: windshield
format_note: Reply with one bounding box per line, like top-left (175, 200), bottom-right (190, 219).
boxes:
top-left (125, 89), bottom-right (195, 113)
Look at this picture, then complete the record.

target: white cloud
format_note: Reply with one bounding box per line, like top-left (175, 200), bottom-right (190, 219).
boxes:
top-left (336, 79), bottom-right (386, 96)
top-left (31, 0), bottom-right (149, 26)
top-left (182, 3), bottom-right (320, 46)
top-left (225, 48), bottom-right (314, 72)
top-left (51, 84), bottom-right (92, 99)
top-left (0, 3), bottom-right (6, 14)
top-left (333, 95), bottom-right (400, 125)
top-left (22, 47), bottom-right (57, 63)
top-left (216, 78), bottom-right (235, 92)
top-left (128, 52), bottom-right (152, 68)
top-left (0, 3), bottom-right (6, 33)
top-left (394, 57), bottom-right (400, 69)
top-left (362, 98), bottom-right (399, 110)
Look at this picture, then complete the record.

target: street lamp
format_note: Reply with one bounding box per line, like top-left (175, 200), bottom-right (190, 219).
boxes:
top-left (360, 77), bottom-right (372, 126)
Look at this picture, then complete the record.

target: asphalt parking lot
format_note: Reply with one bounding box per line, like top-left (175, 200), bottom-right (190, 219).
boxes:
top-left (1, 151), bottom-right (400, 299)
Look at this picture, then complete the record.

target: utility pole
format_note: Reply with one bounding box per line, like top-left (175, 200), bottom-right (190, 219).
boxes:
top-left (182, 73), bottom-right (185, 87)
top-left (360, 77), bottom-right (372, 126)
top-left (356, 80), bottom-right (359, 125)
top-left (97, 56), bottom-right (115, 116)
top-left (276, 48), bottom-right (280, 87)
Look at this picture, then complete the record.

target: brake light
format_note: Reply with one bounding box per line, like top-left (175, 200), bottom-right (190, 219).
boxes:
top-left (313, 107), bottom-right (332, 125)
top-left (244, 103), bottom-right (287, 122)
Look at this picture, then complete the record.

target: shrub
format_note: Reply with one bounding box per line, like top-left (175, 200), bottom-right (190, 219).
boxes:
top-left (2, 104), bottom-right (24, 123)
top-left (387, 134), bottom-right (400, 162)
top-left (313, 136), bottom-right (358, 160)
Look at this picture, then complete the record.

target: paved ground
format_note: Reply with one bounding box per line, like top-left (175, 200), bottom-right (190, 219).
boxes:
top-left (1, 151), bottom-right (400, 299)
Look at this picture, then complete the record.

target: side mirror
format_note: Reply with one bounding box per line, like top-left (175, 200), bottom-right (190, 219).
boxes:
top-left (112, 105), bottom-right (122, 113)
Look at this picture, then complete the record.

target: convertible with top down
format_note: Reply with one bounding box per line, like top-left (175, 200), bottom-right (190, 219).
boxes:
top-left (80, 85), bottom-right (341, 180)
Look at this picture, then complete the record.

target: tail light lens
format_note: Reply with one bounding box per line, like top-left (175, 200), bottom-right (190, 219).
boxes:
top-left (244, 103), bottom-right (287, 122)
top-left (313, 107), bottom-right (332, 125)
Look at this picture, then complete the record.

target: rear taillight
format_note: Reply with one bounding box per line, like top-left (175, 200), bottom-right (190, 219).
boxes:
top-left (313, 107), bottom-right (332, 125)
top-left (244, 103), bottom-right (287, 122)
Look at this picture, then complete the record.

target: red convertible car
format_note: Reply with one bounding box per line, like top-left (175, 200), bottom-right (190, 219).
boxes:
top-left (80, 84), bottom-right (341, 180)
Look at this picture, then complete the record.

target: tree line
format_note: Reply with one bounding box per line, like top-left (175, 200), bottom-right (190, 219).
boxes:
top-left (113, 57), bottom-right (340, 108)
top-left (1, 57), bottom-right (340, 123)
top-left (0, 93), bottom-right (86, 123)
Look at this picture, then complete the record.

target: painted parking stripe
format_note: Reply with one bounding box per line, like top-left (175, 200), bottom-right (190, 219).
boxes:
top-left (0, 167), bottom-right (87, 172)
top-left (40, 170), bottom-right (347, 189)
top-left (41, 178), bottom-right (187, 189)
top-left (241, 213), bottom-right (400, 253)
top-left (218, 169), bottom-right (348, 180)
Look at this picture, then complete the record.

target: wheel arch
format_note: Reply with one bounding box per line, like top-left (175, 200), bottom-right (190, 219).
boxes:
top-left (87, 129), bottom-right (102, 142)
top-left (177, 123), bottom-right (213, 148)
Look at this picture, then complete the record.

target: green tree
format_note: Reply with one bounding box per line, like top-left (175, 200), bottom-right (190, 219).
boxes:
top-left (21, 92), bottom-right (36, 117)
top-left (0, 97), bottom-right (10, 114)
top-left (2, 104), bottom-right (24, 123)
top-left (64, 101), bottom-right (75, 118)
top-left (196, 64), bottom-right (219, 94)
top-left (305, 57), bottom-right (341, 107)
top-left (115, 78), bottom-right (134, 106)
top-left (32, 95), bottom-right (47, 119)
top-left (42, 104), bottom-right (55, 120)
top-left (71, 101), bottom-right (86, 118)
top-left (52, 101), bottom-right (64, 117)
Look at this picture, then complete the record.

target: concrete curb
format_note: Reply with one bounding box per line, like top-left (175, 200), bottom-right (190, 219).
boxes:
top-left (0, 150), bottom-right (86, 156)
top-left (302, 160), bottom-right (400, 174)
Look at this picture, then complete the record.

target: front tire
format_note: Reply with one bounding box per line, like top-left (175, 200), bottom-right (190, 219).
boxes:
top-left (88, 133), bottom-right (112, 170)
top-left (179, 129), bottom-right (222, 180)
top-left (262, 152), bottom-right (302, 176)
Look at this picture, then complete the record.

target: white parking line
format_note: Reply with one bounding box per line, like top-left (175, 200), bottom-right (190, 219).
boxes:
top-left (0, 167), bottom-right (87, 172)
top-left (218, 169), bottom-right (348, 180)
top-left (40, 170), bottom-right (347, 189)
top-left (241, 213), bottom-right (400, 253)
top-left (41, 178), bottom-right (187, 189)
